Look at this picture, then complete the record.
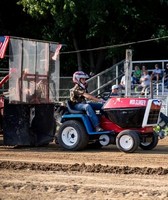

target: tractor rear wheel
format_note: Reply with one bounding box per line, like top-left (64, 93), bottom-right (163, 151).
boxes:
top-left (57, 120), bottom-right (89, 151)
top-left (116, 130), bottom-right (140, 153)
top-left (139, 132), bottom-right (158, 150)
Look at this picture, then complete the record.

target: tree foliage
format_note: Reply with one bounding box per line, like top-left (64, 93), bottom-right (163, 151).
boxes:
top-left (1, 0), bottom-right (168, 75)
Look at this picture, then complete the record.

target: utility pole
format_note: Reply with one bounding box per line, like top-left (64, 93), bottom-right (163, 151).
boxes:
top-left (124, 49), bottom-right (132, 97)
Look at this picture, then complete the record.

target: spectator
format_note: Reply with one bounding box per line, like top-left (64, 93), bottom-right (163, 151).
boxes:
top-left (141, 65), bottom-right (147, 73)
top-left (120, 74), bottom-right (134, 90)
top-left (132, 65), bottom-right (141, 84)
top-left (164, 63), bottom-right (168, 87)
top-left (152, 64), bottom-right (162, 83)
top-left (110, 85), bottom-right (119, 97)
top-left (135, 70), bottom-right (151, 95)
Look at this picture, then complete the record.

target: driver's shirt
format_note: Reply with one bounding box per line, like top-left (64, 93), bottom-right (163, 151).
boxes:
top-left (70, 84), bottom-right (87, 104)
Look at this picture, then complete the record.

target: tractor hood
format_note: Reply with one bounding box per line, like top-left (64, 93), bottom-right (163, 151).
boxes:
top-left (103, 97), bottom-right (148, 109)
top-left (102, 97), bottom-right (162, 129)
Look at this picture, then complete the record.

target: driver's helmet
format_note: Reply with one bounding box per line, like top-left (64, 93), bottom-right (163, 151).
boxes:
top-left (73, 71), bottom-right (89, 89)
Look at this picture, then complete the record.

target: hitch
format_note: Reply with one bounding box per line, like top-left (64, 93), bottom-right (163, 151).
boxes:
top-left (159, 112), bottom-right (168, 129)
top-left (157, 130), bottom-right (166, 139)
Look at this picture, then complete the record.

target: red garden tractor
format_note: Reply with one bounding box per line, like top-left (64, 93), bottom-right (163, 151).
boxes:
top-left (55, 97), bottom-right (163, 153)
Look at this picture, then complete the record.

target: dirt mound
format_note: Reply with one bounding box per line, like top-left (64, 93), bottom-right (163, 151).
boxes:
top-left (1, 160), bottom-right (168, 175)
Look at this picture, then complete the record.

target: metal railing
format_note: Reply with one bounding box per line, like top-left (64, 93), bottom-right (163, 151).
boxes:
top-left (1, 60), bottom-right (168, 115)
top-left (58, 60), bottom-right (125, 101)
top-left (58, 59), bottom-right (168, 115)
top-left (58, 60), bottom-right (168, 98)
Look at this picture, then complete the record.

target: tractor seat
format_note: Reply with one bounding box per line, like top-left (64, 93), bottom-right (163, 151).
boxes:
top-left (66, 100), bottom-right (84, 114)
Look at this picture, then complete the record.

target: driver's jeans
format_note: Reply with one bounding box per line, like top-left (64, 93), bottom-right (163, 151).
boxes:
top-left (73, 102), bottom-right (103, 129)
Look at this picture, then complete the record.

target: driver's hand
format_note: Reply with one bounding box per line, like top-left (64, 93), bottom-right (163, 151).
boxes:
top-left (99, 98), bottom-right (106, 103)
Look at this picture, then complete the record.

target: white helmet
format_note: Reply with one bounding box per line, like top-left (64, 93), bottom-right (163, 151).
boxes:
top-left (73, 71), bottom-right (89, 89)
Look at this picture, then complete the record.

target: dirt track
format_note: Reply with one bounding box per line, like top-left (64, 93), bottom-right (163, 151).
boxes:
top-left (1, 135), bottom-right (168, 200)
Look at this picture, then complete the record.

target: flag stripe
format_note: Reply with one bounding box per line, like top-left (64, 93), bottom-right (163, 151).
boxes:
top-left (0, 36), bottom-right (10, 59)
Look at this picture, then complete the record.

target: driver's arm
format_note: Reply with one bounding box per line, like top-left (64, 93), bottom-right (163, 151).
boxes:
top-left (83, 92), bottom-right (104, 103)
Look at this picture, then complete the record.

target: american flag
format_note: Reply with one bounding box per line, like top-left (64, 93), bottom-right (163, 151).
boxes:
top-left (0, 36), bottom-right (10, 59)
top-left (52, 44), bottom-right (62, 60)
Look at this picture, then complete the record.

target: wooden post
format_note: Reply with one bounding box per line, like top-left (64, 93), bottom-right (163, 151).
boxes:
top-left (124, 49), bottom-right (132, 97)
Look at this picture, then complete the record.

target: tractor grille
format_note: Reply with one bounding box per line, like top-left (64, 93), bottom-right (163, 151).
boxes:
top-left (147, 110), bottom-right (160, 124)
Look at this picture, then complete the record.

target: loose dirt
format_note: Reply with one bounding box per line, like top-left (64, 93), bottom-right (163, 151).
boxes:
top-left (1, 135), bottom-right (168, 200)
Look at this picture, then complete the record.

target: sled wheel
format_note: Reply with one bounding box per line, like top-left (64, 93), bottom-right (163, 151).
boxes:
top-left (139, 132), bottom-right (158, 150)
top-left (57, 120), bottom-right (89, 151)
top-left (116, 130), bottom-right (140, 153)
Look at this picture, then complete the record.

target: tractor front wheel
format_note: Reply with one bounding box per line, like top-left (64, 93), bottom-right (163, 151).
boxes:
top-left (57, 120), bottom-right (89, 151)
top-left (116, 130), bottom-right (140, 153)
top-left (139, 132), bottom-right (158, 150)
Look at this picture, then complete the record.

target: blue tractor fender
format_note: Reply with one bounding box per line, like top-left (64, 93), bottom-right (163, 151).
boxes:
top-left (61, 113), bottom-right (112, 135)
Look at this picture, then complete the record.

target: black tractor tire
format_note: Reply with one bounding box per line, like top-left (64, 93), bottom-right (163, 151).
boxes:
top-left (139, 132), bottom-right (159, 150)
top-left (116, 130), bottom-right (140, 153)
top-left (57, 120), bottom-right (89, 151)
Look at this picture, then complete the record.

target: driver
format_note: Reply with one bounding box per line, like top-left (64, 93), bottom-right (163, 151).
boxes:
top-left (70, 71), bottom-right (104, 132)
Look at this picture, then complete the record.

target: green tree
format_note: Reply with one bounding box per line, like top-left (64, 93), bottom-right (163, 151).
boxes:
top-left (0, 0), bottom-right (167, 75)
top-left (17, 0), bottom-right (168, 74)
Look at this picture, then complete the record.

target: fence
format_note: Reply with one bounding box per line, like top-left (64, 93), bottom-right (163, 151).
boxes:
top-left (58, 60), bottom-right (125, 101)
top-left (1, 59), bottom-right (168, 115)
top-left (37, 59), bottom-right (168, 102)
top-left (58, 59), bottom-right (168, 115)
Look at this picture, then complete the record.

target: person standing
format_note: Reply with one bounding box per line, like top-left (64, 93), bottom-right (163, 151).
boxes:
top-left (70, 71), bottom-right (104, 132)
